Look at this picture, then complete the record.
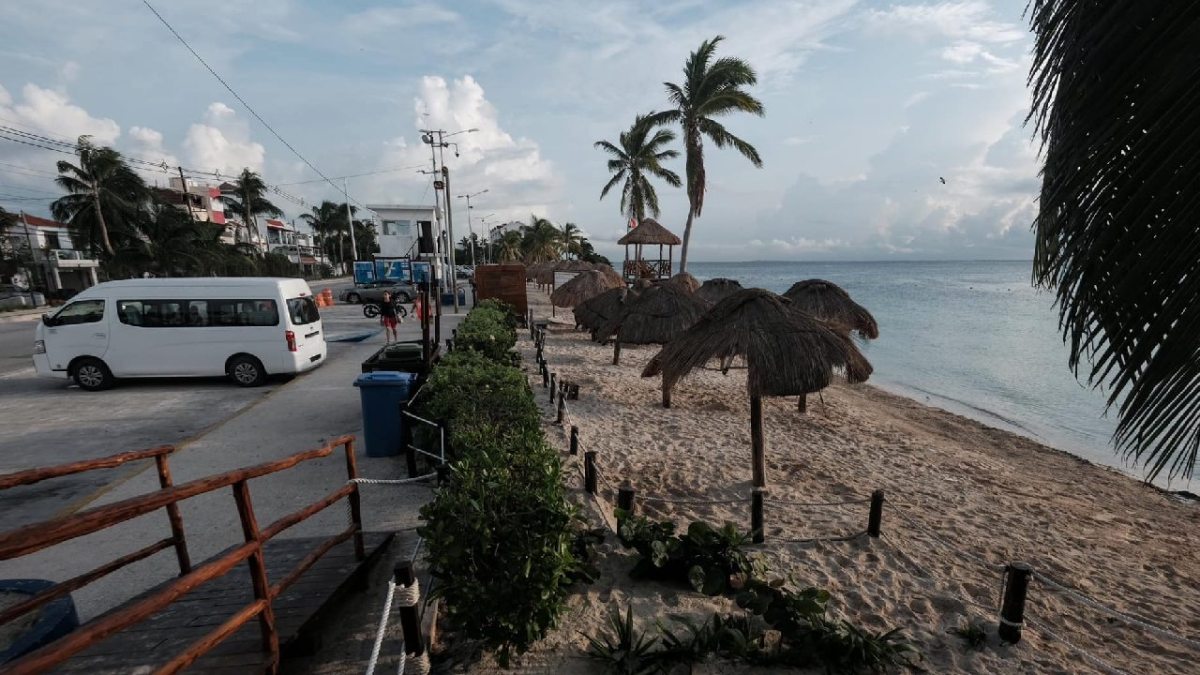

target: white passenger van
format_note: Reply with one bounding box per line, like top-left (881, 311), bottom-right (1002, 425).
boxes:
top-left (32, 278), bottom-right (327, 391)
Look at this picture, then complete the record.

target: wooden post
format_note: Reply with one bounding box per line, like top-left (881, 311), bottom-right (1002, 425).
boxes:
top-left (751, 488), bottom-right (764, 544)
top-left (550, 373), bottom-right (557, 402)
top-left (568, 383), bottom-right (580, 400)
top-left (662, 385), bottom-right (671, 409)
top-left (750, 395), bottom-right (765, 488)
top-left (556, 394), bottom-right (565, 424)
top-left (612, 338), bottom-right (622, 365)
top-left (231, 481), bottom-right (280, 670)
top-left (617, 483), bottom-right (636, 515)
top-left (394, 561), bottom-right (425, 663)
top-left (569, 425), bottom-right (579, 455)
top-left (542, 366), bottom-right (549, 388)
top-left (584, 451), bottom-right (597, 495)
top-left (867, 490), bottom-right (884, 537)
top-left (154, 454), bottom-right (191, 575)
top-left (536, 343), bottom-right (543, 362)
top-left (339, 439), bottom-right (366, 561)
top-left (798, 394), bottom-right (807, 413)
top-left (436, 464), bottom-right (450, 486)
top-left (999, 563), bottom-right (1033, 644)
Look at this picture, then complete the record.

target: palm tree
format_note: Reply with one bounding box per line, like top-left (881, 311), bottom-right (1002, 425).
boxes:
top-left (521, 215), bottom-right (562, 263)
top-left (1028, 1), bottom-right (1200, 480)
top-left (300, 201), bottom-right (347, 270)
top-left (595, 115), bottom-right (681, 224)
top-left (650, 35), bottom-right (764, 273)
top-left (140, 202), bottom-right (225, 275)
top-left (558, 222), bottom-right (586, 259)
top-left (221, 168), bottom-right (282, 248)
top-left (496, 230), bottom-right (523, 262)
top-left (50, 136), bottom-right (148, 257)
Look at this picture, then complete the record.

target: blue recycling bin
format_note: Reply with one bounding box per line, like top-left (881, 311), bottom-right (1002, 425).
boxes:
top-left (441, 288), bottom-right (467, 305)
top-left (353, 371), bottom-right (417, 457)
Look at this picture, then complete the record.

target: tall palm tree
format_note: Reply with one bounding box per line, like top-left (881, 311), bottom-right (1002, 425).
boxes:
top-left (300, 200), bottom-right (349, 271)
top-left (496, 230), bottom-right (523, 262)
top-left (650, 35), bottom-right (764, 273)
top-left (559, 222), bottom-right (586, 259)
top-left (595, 115), bottom-right (681, 224)
top-left (1028, 1), bottom-right (1200, 480)
top-left (521, 215), bottom-right (563, 263)
top-left (50, 136), bottom-right (148, 257)
top-left (222, 168), bottom-right (282, 248)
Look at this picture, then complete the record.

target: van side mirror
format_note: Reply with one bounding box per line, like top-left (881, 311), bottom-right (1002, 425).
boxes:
top-left (42, 313), bottom-right (55, 327)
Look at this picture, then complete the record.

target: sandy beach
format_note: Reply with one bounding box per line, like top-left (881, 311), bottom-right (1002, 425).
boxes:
top-left (456, 285), bottom-right (1200, 674)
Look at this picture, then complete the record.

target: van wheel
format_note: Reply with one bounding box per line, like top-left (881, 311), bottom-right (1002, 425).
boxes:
top-left (73, 358), bottom-right (113, 391)
top-left (228, 356), bottom-right (266, 387)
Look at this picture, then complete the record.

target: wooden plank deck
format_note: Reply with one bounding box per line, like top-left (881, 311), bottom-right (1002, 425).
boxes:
top-left (52, 531), bottom-right (398, 674)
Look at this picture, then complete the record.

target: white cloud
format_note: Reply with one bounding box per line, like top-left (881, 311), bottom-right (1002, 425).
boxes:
top-left (127, 125), bottom-right (180, 169)
top-left (1, 83), bottom-right (120, 144)
top-left (863, 1), bottom-right (1025, 44)
top-left (342, 4), bottom-right (460, 35)
top-left (783, 136), bottom-right (814, 146)
top-left (183, 102), bottom-right (266, 175)
top-left (748, 237), bottom-right (849, 253)
top-left (59, 60), bottom-right (80, 82)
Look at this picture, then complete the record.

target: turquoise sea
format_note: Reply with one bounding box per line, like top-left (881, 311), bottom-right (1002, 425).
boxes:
top-left (687, 260), bottom-right (1181, 482)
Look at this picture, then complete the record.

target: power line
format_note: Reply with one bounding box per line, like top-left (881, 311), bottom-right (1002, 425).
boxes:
top-left (142, 0), bottom-right (363, 213)
top-left (274, 164), bottom-right (429, 186)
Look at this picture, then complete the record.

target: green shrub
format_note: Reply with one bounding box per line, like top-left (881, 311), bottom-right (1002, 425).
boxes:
top-left (616, 512), bottom-right (757, 596)
top-left (454, 303), bottom-right (517, 361)
top-left (417, 350), bottom-right (539, 450)
top-left (419, 422), bottom-right (577, 666)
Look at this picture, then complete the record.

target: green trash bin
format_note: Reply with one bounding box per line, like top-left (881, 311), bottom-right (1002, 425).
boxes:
top-left (353, 371), bottom-right (416, 457)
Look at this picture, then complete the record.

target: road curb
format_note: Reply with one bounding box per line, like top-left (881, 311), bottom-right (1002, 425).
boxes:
top-left (0, 310), bottom-right (44, 324)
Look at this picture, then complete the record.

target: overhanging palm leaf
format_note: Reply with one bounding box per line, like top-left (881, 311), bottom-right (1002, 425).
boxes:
top-left (1028, 0), bottom-right (1200, 480)
top-left (650, 35), bottom-right (764, 273)
top-left (595, 114), bottom-right (681, 223)
top-left (50, 136), bottom-right (148, 257)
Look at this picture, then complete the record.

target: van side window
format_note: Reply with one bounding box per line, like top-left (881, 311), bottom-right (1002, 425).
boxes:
top-left (287, 297), bottom-right (320, 325)
top-left (53, 299), bottom-right (105, 326)
top-left (118, 299), bottom-right (277, 327)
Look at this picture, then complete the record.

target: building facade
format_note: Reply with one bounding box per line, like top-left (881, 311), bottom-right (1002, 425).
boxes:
top-left (366, 204), bottom-right (438, 259)
top-left (5, 213), bottom-right (101, 294)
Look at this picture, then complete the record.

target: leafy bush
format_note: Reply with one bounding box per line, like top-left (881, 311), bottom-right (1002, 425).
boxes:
top-left (420, 422), bottom-right (577, 666)
top-left (585, 605), bottom-right (660, 675)
top-left (454, 302), bottom-right (517, 361)
top-left (616, 512), bottom-right (757, 596)
top-left (417, 350), bottom-right (539, 452)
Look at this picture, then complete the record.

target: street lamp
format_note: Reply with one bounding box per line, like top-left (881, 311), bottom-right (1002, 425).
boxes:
top-left (456, 189), bottom-right (488, 268)
top-left (420, 127), bottom-right (479, 313)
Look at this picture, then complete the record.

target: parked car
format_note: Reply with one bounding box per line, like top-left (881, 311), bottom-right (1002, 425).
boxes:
top-left (339, 280), bottom-right (417, 304)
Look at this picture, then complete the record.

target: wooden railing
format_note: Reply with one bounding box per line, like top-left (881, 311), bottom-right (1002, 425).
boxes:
top-left (623, 258), bottom-right (672, 280)
top-left (0, 435), bottom-right (365, 675)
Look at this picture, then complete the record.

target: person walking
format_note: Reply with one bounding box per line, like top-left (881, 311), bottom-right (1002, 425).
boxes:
top-left (379, 291), bottom-right (400, 343)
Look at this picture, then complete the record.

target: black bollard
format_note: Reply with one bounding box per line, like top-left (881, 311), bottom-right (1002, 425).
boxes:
top-left (999, 563), bottom-right (1033, 644)
top-left (394, 561), bottom-right (425, 663)
top-left (569, 425), bottom-right (579, 455)
top-left (617, 483), bottom-right (636, 515)
top-left (867, 490), bottom-right (885, 537)
top-left (584, 451), bottom-right (597, 495)
top-left (751, 488), bottom-right (765, 544)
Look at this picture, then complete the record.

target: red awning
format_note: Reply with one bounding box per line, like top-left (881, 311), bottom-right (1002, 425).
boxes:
top-left (300, 256), bottom-right (318, 265)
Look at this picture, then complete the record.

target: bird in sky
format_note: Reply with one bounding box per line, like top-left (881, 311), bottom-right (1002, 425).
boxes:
top-left (939, 176), bottom-right (946, 184)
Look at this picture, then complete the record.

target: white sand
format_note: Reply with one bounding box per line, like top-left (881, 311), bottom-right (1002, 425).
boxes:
top-left (457, 287), bottom-right (1200, 674)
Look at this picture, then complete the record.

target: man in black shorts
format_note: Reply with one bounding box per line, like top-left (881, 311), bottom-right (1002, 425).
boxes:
top-left (379, 291), bottom-right (400, 342)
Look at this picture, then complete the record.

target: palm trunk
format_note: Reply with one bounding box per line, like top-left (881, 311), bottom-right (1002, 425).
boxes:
top-left (92, 188), bottom-right (115, 256)
top-left (678, 206), bottom-right (696, 274)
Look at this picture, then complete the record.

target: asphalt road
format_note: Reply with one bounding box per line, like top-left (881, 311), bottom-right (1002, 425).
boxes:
top-left (0, 320), bottom-right (36, 376)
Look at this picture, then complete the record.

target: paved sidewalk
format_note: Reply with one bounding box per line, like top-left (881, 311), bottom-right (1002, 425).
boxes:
top-left (0, 313), bottom-right (464, 621)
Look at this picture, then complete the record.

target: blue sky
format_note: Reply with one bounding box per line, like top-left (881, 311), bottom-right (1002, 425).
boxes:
top-left (0, 1), bottom-right (1038, 262)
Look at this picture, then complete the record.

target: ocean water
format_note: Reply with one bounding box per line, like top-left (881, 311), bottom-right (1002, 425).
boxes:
top-left (687, 260), bottom-right (1169, 481)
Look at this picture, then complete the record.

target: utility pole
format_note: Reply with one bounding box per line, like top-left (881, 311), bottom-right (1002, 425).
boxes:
top-left (177, 167), bottom-right (192, 220)
top-left (457, 190), bottom-right (488, 269)
top-left (343, 178), bottom-right (358, 276)
top-left (423, 136), bottom-right (444, 348)
top-left (18, 211), bottom-right (36, 306)
top-left (441, 162), bottom-right (459, 312)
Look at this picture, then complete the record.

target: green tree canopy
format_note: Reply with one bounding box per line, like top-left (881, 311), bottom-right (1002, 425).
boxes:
top-left (595, 114), bottom-right (681, 224)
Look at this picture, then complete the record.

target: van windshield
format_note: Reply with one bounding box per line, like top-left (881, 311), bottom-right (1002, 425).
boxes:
top-left (287, 296), bottom-right (320, 325)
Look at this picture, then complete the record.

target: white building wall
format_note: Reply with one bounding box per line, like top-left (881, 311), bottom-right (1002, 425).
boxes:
top-left (367, 205), bottom-right (438, 259)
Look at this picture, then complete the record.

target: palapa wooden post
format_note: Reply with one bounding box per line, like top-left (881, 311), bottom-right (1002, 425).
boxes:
top-left (751, 488), bottom-right (764, 544)
top-left (569, 425), bottom-right (579, 455)
top-left (867, 490), bottom-right (884, 537)
top-left (154, 453), bottom-right (191, 574)
top-left (999, 562), bottom-right (1033, 644)
top-left (584, 451), bottom-right (597, 495)
top-left (750, 395), bottom-right (766, 488)
top-left (612, 338), bottom-right (622, 365)
top-left (662, 385), bottom-right (671, 409)
top-left (798, 393), bottom-right (808, 413)
top-left (394, 561), bottom-right (426, 663)
top-left (617, 483), bottom-right (636, 515)
top-left (550, 372), bottom-right (557, 402)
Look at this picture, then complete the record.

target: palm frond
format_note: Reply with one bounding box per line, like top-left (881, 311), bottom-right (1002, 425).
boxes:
top-left (600, 170), bottom-right (625, 200)
top-left (698, 119), bottom-right (763, 167)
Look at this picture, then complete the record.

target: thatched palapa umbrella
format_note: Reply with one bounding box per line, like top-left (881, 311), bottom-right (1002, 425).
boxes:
top-left (642, 289), bottom-right (872, 487)
top-left (665, 272), bottom-right (700, 293)
top-left (696, 278), bottom-right (742, 305)
top-left (598, 284), bottom-right (707, 365)
top-left (575, 286), bottom-right (634, 335)
top-left (551, 269), bottom-right (623, 309)
top-left (783, 279), bottom-right (879, 412)
top-left (593, 264), bottom-right (624, 288)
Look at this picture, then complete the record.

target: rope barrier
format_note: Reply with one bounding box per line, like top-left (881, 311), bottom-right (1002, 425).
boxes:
top-left (764, 496), bottom-right (872, 508)
top-left (1034, 574), bottom-right (1200, 651)
top-left (638, 494), bottom-right (751, 506)
top-left (364, 579), bottom-right (397, 675)
top-left (350, 473), bottom-right (437, 486)
top-left (777, 531), bottom-right (865, 545)
top-left (1025, 617), bottom-right (1134, 675)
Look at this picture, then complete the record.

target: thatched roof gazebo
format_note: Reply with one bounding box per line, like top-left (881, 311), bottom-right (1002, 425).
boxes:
top-left (574, 286), bottom-right (635, 335)
top-left (642, 289), bottom-right (872, 487)
top-left (783, 279), bottom-right (879, 339)
top-left (551, 270), bottom-right (623, 308)
top-left (598, 284), bottom-right (708, 365)
top-left (696, 278), bottom-right (743, 305)
top-left (618, 218), bottom-right (681, 283)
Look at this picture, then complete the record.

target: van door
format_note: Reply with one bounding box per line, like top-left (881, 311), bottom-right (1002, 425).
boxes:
top-left (43, 299), bottom-right (109, 372)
